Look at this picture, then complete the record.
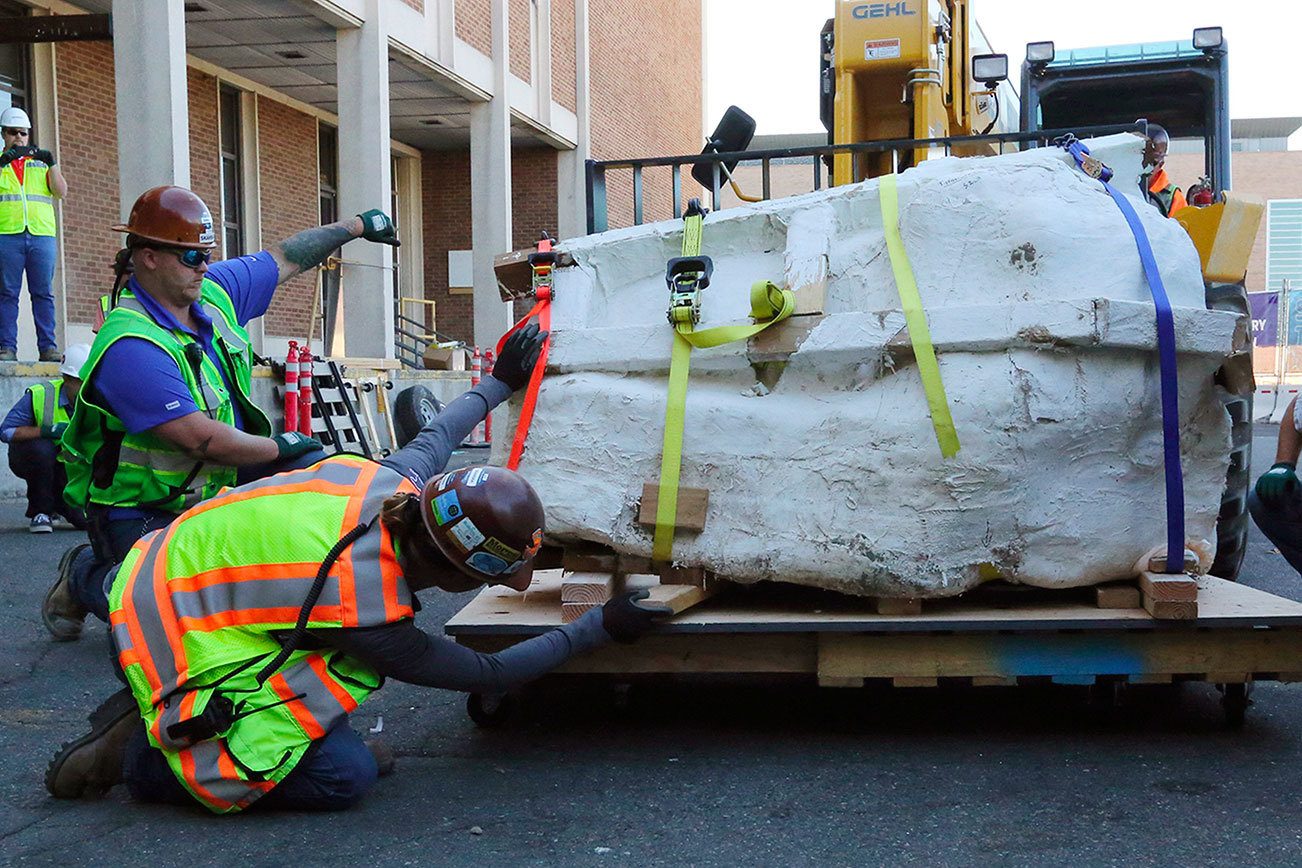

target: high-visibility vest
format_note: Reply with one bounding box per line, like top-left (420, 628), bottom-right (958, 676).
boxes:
top-left (0, 157), bottom-right (57, 236)
top-left (1146, 168), bottom-right (1187, 218)
top-left (60, 278), bottom-right (271, 513)
top-left (108, 455), bottom-right (417, 814)
top-left (26, 378), bottom-right (71, 430)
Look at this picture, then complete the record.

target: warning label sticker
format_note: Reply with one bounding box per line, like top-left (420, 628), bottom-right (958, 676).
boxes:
top-left (864, 38), bottom-right (901, 61)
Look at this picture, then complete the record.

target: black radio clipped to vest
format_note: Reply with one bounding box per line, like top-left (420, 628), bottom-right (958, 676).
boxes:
top-left (165, 693), bottom-right (236, 745)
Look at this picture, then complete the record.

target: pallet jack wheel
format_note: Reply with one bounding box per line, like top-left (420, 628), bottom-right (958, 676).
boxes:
top-left (467, 692), bottom-right (515, 728)
top-left (1220, 682), bottom-right (1251, 730)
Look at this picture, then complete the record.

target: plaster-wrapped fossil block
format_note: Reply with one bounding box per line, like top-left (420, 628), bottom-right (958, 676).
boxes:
top-left (494, 135), bottom-right (1241, 598)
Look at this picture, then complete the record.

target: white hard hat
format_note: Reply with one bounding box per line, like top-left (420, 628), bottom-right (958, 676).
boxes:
top-left (60, 344), bottom-right (91, 379)
top-left (0, 106), bottom-right (31, 129)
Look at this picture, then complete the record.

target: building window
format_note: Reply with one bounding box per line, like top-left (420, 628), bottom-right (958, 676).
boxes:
top-left (219, 84), bottom-right (244, 258)
top-left (1269, 200), bottom-right (1302, 344)
top-left (0, 0), bottom-right (32, 117)
top-left (319, 122), bottom-right (341, 349)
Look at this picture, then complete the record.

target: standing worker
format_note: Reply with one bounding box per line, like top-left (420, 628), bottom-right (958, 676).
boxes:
top-left (42, 185), bottom-right (400, 642)
top-left (1249, 394), bottom-right (1302, 575)
top-left (44, 324), bottom-right (671, 812)
top-left (0, 106), bottom-right (67, 362)
top-left (0, 343), bottom-right (90, 532)
top-left (1140, 124), bottom-right (1187, 218)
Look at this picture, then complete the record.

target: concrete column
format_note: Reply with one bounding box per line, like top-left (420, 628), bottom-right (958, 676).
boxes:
top-left (535, 0), bottom-right (552, 126)
top-left (336, 0), bottom-right (395, 360)
top-left (556, 0), bottom-right (591, 240)
top-left (470, 0), bottom-right (515, 348)
top-left (112, 0), bottom-right (190, 217)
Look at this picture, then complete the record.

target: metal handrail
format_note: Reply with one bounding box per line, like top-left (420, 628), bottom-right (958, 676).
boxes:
top-left (585, 121), bottom-right (1148, 233)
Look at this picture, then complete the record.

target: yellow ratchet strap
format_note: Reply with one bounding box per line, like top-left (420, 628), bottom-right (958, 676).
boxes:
top-left (653, 208), bottom-right (795, 563)
top-left (879, 173), bottom-right (961, 459)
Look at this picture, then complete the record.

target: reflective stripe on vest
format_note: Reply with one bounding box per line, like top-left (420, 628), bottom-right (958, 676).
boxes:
top-left (108, 456), bottom-right (415, 813)
top-left (0, 161), bottom-right (57, 236)
top-left (27, 379), bottom-right (70, 430)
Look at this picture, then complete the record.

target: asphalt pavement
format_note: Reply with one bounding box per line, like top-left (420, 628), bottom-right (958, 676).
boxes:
top-left (1, 435), bottom-right (1300, 866)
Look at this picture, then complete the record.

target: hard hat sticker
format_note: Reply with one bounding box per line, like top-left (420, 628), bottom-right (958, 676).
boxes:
top-left (465, 467), bottom-right (489, 487)
top-left (448, 517), bottom-right (486, 552)
top-left (198, 213), bottom-right (215, 245)
top-left (482, 537), bottom-right (521, 562)
top-left (432, 490), bottom-right (463, 525)
top-left (524, 529), bottom-right (543, 558)
top-left (436, 472), bottom-right (456, 491)
top-left (466, 551), bottom-right (510, 576)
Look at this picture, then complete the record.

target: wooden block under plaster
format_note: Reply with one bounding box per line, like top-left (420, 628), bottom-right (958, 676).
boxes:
top-left (638, 483), bottom-right (709, 532)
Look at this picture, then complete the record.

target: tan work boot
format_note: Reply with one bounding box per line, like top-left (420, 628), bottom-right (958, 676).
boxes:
top-left (43, 544), bottom-right (90, 641)
top-left (365, 738), bottom-right (396, 777)
top-left (46, 688), bottom-right (141, 799)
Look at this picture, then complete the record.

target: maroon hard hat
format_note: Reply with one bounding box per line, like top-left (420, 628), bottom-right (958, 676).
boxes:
top-left (112, 185), bottom-right (217, 250)
top-left (420, 466), bottom-right (544, 592)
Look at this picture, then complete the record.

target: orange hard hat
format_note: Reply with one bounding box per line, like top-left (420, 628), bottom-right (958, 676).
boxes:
top-left (112, 185), bottom-right (217, 250)
top-left (419, 466), bottom-right (545, 592)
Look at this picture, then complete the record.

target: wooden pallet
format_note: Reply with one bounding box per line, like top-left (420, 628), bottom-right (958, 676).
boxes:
top-left (447, 571), bottom-right (1302, 690)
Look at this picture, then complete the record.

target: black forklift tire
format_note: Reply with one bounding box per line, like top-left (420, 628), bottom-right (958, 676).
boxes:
top-left (467, 692), bottom-right (515, 728)
top-left (393, 386), bottom-right (445, 448)
top-left (1206, 282), bottom-right (1253, 582)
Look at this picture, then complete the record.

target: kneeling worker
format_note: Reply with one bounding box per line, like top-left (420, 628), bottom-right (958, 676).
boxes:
top-left (1, 344), bottom-right (89, 532)
top-left (46, 324), bottom-right (670, 812)
top-left (1250, 394), bottom-right (1302, 574)
top-left (47, 185), bottom-right (400, 641)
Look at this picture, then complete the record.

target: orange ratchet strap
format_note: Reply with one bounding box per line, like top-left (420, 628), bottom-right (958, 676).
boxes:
top-left (494, 232), bottom-right (556, 470)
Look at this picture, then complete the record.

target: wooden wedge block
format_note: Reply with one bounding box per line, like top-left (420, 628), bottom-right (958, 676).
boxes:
top-left (560, 572), bottom-right (614, 605)
top-left (658, 564), bottom-right (711, 587)
top-left (618, 554), bottom-right (653, 574)
top-left (562, 547), bottom-right (617, 573)
top-left (875, 597), bottom-right (923, 616)
top-left (1143, 597), bottom-right (1198, 620)
top-left (1203, 672), bottom-right (1250, 685)
top-left (1138, 571), bottom-right (1199, 602)
top-left (748, 313), bottom-right (825, 361)
top-left (971, 676), bottom-right (1016, 687)
top-left (561, 601), bottom-right (601, 623)
top-left (643, 581), bottom-right (717, 615)
top-left (819, 675), bottom-right (865, 688)
top-left (1095, 583), bottom-right (1142, 609)
top-left (638, 483), bottom-right (709, 532)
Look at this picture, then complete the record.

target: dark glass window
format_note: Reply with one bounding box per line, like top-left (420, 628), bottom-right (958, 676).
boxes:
top-left (218, 85), bottom-right (243, 258)
top-left (0, 1), bottom-right (32, 118)
top-left (319, 123), bottom-right (340, 348)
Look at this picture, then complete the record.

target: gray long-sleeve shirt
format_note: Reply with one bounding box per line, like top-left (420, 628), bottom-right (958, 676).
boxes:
top-left (313, 374), bottom-right (612, 692)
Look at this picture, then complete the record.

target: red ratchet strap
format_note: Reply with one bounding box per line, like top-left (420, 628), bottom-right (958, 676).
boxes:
top-left (494, 233), bottom-right (556, 470)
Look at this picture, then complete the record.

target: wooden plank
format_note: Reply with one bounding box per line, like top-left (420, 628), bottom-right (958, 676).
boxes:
top-left (638, 483), bottom-right (709, 532)
top-left (1138, 571), bottom-right (1199, 602)
top-left (1143, 597), bottom-right (1198, 620)
top-left (643, 582), bottom-right (717, 616)
top-left (875, 597), bottom-right (922, 616)
top-left (494, 247), bottom-right (575, 300)
top-left (792, 278), bottom-right (826, 316)
top-left (819, 675), bottom-right (864, 688)
top-left (1095, 584), bottom-right (1142, 609)
top-left (1127, 674), bottom-right (1173, 684)
top-left (562, 548), bottom-right (618, 573)
top-left (1278, 672), bottom-right (1302, 682)
top-left (659, 564), bottom-right (711, 587)
top-left (560, 572), bottom-right (614, 605)
top-left (1203, 672), bottom-right (1250, 684)
top-left (971, 676), bottom-right (1016, 687)
top-left (893, 676), bottom-right (939, 688)
top-left (560, 601), bottom-right (600, 623)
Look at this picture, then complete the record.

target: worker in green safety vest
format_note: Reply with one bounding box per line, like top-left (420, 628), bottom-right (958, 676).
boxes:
top-left (1, 344), bottom-right (89, 532)
top-left (0, 106), bottom-right (67, 362)
top-left (45, 184), bottom-right (400, 643)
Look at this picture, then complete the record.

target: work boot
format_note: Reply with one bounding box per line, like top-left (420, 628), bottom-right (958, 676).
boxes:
top-left (0, 347), bottom-right (14, 361)
top-left (365, 738), bottom-right (396, 777)
top-left (39, 347), bottom-right (62, 362)
top-left (43, 543), bottom-right (90, 641)
top-left (46, 688), bottom-right (140, 799)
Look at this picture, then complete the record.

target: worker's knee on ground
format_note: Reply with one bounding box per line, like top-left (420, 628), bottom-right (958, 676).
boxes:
top-left (304, 735), bottom-right (378, 811)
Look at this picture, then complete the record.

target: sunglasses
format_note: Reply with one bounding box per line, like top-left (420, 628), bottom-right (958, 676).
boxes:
top-left (156, 247), bottom-right (213, 269)
top-left (2, 128), bottom-right (28, 136)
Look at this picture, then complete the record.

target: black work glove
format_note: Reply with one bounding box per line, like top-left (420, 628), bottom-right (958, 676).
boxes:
top-left (32, 148), bottom-right (54, 166)
top-left (601, 589), bottom-right (673, 644)
top-left (492, 323), bottom-right (548, 391)
top-left (0, 146), bottom-right (25, 168)
top-left (357, 209), bottom-right (399, 246)
top-left (271, 431), bottom-right (323, 461)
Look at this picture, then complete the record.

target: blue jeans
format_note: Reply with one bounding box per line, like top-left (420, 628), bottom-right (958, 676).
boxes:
top-left (69, 507), bottom-right (175, 623)
top-left (0, 230), bottom-right (58, 351)
top-left (123, 718), bottom-right (378, 811)
top-left (1248, 488), bottom-right (1302, 575)
top-left (7, 437), bottom-right (70, 519)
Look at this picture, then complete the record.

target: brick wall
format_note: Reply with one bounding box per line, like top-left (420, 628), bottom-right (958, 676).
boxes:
top-left (587, 0), bottom-right (701, 228)
top-left (399, 0), bottom-right (423, 11)
top-left (187, 69), bottom-right (223, 259)
top-left (419, 147), bottom-right (558, 344)
top-left (457, 0), bottom-right (492, 55)
top-left (550, 0), bottom-right (576, 112)
top-left (510, 0), bottom-right (531, 83)
top-left (55, 41), bottom-right (119, 328)
top-left (256, 97), bottom-right (319, 340)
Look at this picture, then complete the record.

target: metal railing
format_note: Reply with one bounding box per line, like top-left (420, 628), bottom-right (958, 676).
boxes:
top-left (584, 121), bottom-right (1148, 235)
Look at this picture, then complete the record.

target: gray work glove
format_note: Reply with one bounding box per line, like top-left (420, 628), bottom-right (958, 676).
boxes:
top-left (357, 209), bottom-right (399, 247)
top-left (601, 589), bottom-right (673, 644)
top-left (272, 431), bottom-right (323, 462)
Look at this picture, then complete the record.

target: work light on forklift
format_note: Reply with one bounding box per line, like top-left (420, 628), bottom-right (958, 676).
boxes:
top-left (971, 53), bottom-right (1008, 87)
top-left (1026, 41), bottom-right (1055, 64)
top-left (1193, 27), bottom-right (1223, 51)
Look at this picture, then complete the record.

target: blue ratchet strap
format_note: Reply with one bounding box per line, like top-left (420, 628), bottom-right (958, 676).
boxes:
top-left (1057, 135), bottom-right (1184, 574)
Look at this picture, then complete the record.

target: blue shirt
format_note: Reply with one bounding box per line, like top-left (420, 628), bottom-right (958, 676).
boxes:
top-left (1, 382), bottom-right (74, 443)
top-left (91, 251), bottom-right (279, 435)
